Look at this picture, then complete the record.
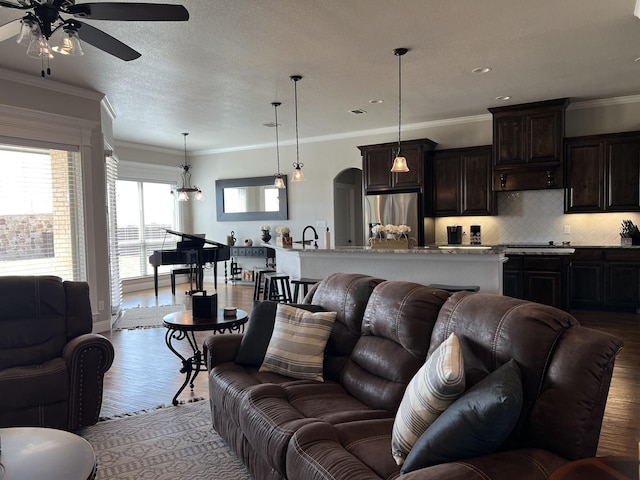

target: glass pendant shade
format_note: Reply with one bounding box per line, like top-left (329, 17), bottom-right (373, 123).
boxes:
top-left (274, 174), bottom-right (285, 189)
top-left (178, 191), bottom-right (189, 202)
top-left (16, 18), bottom-right (39, 46)
top-left (27, 35), bottom-right (53, 58)
top-left (53, 28), bottom-right (84, 56)
top-left (292, 165), bottom-right (305, 182)
top-left (391, 155), bottom-right (409, 172)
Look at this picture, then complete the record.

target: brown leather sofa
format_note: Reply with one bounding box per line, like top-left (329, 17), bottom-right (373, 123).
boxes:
top-left (0, 275), bottom-right (114, 430)
top-left (205, 272), bottom-right (623, 480)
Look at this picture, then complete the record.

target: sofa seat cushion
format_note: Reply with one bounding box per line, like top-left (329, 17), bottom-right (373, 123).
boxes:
top-left (288, 418), bottom-right (569, 480)
top-left (240, 382), bottom-right (394, 477)
top-left (0, 357), bottom-right (69, 408)
top-left (288, 418), bottom-right (400, 480)
top-left (209, 362), bottom-right (319, 427)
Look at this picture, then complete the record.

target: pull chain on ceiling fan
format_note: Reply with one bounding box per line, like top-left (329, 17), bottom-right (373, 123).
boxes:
top-left (0, 0), bottom-right (189, 77)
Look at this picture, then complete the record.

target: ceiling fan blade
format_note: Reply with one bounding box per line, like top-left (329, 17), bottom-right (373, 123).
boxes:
top-left (75, 20), bottom-right (141, 61)
top-left (0, 1), bottom-right (24, 8)
top-left (67, 3), bottom-right (189, 21)
top-left (0, 18), bottom-right (22, 43)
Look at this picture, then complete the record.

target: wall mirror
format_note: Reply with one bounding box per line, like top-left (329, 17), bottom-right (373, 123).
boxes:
top-left (216, 176), bottom-right (288, 221)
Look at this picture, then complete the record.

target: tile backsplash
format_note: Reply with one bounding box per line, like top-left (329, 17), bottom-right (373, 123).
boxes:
top-left (434, 190), bottom-right (640, 246)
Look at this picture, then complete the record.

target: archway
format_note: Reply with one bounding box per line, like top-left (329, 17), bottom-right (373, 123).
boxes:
top-left (333, 168), bottom-right (363, 247)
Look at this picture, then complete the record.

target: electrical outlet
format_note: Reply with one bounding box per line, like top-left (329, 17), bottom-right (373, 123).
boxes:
top-left (563, 225), bottom-right (571, 234)
top-left (98, 300), bottom-right (105, 311)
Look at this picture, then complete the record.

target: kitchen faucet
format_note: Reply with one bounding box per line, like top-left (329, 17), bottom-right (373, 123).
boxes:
top-left (302, 225), bottom-right (319, 248)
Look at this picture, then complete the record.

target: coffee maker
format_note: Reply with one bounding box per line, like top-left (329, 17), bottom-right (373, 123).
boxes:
top-left (447, 225), bottom-right (462, 245)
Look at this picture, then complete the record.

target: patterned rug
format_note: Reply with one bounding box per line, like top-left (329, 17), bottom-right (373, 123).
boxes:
top-left (79, 400), bottom-right (252, 480)
top-left (113, 304), bottom-right (186, 330)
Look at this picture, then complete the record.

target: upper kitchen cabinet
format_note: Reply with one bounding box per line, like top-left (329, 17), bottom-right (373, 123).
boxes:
top-left (565, 130), bottom-right (640, 213)
top-left (359, 138), bottom-right (437, 193)
top-left (432, 146), bottom-right (495, 216)
top-left (489, 98), bottom-right (569, 192)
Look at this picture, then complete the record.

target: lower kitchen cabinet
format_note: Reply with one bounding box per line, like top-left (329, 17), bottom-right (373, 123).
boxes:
top-left (503, 255), bottom-right (569, 310)
top-left (568, 248), bottom-right (640, 311)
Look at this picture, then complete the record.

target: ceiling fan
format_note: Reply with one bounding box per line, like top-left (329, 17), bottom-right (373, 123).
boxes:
top-left (0, 0), bottom-right (189, 76)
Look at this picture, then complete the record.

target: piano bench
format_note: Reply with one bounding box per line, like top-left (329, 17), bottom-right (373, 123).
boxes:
top-left (171, 268), bottom-right (192, 295)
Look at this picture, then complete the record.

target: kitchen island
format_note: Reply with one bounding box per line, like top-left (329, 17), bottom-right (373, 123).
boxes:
top-left (272, 245), bottom-right (508, 294)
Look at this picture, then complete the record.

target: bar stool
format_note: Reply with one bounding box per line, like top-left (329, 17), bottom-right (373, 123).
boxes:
top-left (253, 268), bottom-right (276, 301)
top-left (264, 273), bottom-right (293, 303)
top-left (428, 284), bottom-right (480, 293)
top-left (290, 277), bottom-right (321, 302)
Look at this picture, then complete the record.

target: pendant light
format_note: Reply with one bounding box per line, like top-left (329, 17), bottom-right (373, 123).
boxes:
top-left (290, 75), bottom-right (305, 182)
top-left (271, 102), bottom-right (286, 189)
top-left (390, 47), bottom-right (410, 173)
top-left (172, 132), bottom-right (203, 201)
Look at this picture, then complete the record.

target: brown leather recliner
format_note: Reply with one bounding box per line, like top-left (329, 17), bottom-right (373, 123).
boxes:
top-left (0, 275), bottom-right (114, 430)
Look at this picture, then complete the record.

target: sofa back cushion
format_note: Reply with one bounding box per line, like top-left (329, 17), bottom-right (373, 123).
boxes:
top-left (431, 291), bottom-right (623, 459)
top-left (341, 281), bottom-right (450, 412)
top-left (305, 273), bottom-right (384, 381)
top-left (0, 276), bottom-right (68, 369)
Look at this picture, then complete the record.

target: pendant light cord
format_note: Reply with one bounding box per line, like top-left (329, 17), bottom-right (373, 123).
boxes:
top-left (397, 50), bottom-right (402, 155)
top-left (274, 103), bottom-right (281, 173)
top-left (294, 78), bottom-right (300, 166)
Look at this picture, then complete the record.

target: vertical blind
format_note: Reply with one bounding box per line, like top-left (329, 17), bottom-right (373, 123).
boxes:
top-left (0, 143), bottom-right (86, 280)
top-left (106, 154), bottom-right (122, 315)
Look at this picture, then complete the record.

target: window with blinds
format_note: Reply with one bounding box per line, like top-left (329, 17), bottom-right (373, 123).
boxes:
top-left (106, 154), bottom-right (122, 315)
top-left (0, 143), bottom-right (86, 280)
top-left (116, 179), bottom-right (177, 279)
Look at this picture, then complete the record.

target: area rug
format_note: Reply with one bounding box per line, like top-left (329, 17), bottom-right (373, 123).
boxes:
top-left (113, 304), bottom-right (186, 330)
top-left (79, 400), bottom-right (252, 480)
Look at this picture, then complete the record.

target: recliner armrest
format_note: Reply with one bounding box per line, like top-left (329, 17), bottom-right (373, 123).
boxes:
top-left (63, 333), bottom-right (115, 430)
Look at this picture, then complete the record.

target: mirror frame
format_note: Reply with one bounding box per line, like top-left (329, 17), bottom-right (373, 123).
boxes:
top-left (215, 176), bottom-right (288, 221)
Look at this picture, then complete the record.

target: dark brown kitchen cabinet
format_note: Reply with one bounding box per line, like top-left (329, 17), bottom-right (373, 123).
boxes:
top-left (359, 138), bottom-right (437, 193)
top-left (568, 249), bottom-right (605, 309)
top-left (503, 254), bottom-right (569, 310)
top-left (565, 131), bottom-right (640, 213)
top-left (489, 98), bottom-right (569, 191)
top-left (432, 146), bottom-right (494, 216)
top-left (604, 250), bottom-right (640, 309)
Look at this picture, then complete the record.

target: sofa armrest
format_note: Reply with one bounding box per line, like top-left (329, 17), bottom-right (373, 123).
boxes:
top-left (62, 333), bottom-right (115, 430)
top-left (204, 333), bottom-right (243, 370)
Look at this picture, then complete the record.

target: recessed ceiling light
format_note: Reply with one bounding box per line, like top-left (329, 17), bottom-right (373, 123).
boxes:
top-left (263, 122), bottom-right (279, 127)
top-left (495, 95), bottom-right (511, 101)
top-left (369, 99), bottom-right (384, 104)
top-left (472, 67), bottom-right (492, 74)
top-left (349, 108), bottom-right (367, 115)
top-left (635, 57), bottom-right (640, 62)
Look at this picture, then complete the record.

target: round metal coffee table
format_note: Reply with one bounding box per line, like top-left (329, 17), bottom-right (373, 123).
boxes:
top-left (0, 427), bottom-right (96, 479)
top-left (163, 308), bottom-right (248, 405)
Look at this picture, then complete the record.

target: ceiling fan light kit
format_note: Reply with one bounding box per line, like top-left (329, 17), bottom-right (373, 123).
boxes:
top-left (0, 1), bottom-right (189, 77)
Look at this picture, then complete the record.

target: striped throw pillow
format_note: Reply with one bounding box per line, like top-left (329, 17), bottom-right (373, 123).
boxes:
top-left (391, 332), bottom-right (465, 466)
top-left (259, 304), bottom-right (337, 381)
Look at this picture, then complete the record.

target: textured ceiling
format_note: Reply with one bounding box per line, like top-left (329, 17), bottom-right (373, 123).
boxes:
top-left (0, 0), bottom-right (639, 153)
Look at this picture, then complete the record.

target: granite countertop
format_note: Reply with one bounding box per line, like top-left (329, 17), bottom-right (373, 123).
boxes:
top-left (271, 244), bottom-right (506, 255)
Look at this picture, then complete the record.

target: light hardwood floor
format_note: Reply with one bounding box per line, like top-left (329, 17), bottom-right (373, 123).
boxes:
top-left (101, 281), bottom-right (639, 457)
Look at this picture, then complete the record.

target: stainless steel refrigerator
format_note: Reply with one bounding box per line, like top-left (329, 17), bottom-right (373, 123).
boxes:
top-left (364, 192), bottom-right (422, 245)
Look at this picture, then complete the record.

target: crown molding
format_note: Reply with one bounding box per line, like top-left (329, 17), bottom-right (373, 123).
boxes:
top-left (0, 68), bottom-right (105, 102)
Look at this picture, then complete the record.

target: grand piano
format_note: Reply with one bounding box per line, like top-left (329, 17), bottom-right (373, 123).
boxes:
top-left (148, 229), bottom-right (231, 297)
